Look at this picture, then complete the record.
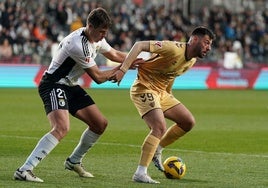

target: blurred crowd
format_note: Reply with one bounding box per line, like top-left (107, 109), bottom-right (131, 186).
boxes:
top-left (0, 0), bottom-right (267, 66)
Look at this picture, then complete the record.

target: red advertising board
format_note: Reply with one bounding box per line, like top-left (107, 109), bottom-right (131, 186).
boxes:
top-left (206, 68), bottom-right (260, 89)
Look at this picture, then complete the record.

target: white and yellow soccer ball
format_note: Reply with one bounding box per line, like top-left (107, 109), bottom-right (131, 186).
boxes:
top-left (163, 156), bottom-right (186, 179)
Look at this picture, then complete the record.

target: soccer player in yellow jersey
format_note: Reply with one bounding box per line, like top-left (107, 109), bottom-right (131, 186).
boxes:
top-left (110, 26), bottom-right (215, 184)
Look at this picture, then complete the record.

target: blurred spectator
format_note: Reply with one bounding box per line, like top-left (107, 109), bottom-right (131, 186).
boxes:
top-left (56, 0), bottom-right (68, 27)
top-left (223, 40), bottom-right (243, 69)
top-left (70, 14), bottom-right (83, 32)
top-left (32, 22), bottom-right (47, 42)
top-left (0, 0), bottom-right (267, 66)
top-left (0, 38), bottom-right (13, 60)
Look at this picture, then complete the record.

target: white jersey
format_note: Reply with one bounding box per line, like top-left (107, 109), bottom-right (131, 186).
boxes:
top-left (43, 27), bottom-right (111, 86)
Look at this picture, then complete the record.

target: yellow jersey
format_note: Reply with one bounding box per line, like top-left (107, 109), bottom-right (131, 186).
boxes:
top-left (131, 40), bottom-right (196, 93)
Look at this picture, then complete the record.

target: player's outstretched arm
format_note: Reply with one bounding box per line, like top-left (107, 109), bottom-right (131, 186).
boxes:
top-left (102, 48), bottom-right (127, 63)
top-left (85, 65), bottom-right (120, 84)
top-left (120, 41), bottom-right (150, 72)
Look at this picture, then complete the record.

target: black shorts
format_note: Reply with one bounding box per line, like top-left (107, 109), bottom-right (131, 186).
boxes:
top-left (38, 83), bottom-right (95, 116)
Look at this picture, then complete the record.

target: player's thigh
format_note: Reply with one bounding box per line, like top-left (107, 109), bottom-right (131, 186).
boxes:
top-left (74, 104), bottom-right (107, 127)
top-left (164, 103), bottom-right (195, 127)
top-left (66, 86), bottom-right (107, 133)
top-left (142, 108), bottom-right (167, 137)
top-left (47, 109), bottom-right (70, 130)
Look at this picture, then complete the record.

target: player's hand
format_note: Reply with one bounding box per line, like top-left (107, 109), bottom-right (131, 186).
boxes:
top-left (109, 69), bottom-right (125, 86)
top-left (129, 58), bottom-right (145, 69)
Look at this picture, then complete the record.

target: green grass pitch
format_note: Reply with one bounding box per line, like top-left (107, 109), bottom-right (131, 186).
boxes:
top-left (0, 88), bottom-right (267, 188)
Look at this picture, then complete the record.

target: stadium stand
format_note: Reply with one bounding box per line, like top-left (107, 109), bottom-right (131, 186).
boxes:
top-left (0, 0), bottom-right (267, 66)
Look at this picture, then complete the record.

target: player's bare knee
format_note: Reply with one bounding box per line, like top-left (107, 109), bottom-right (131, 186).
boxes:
top-left (184, 117), bottom-right (196, 132)
top-left (90, 118), bottom-right (108, 134)
top-left (52, 126), bottom-right (69, 140)
top-left (151, 125), bottom-right (166, 138)
top-left (159, 126), bottom-right (166, 136)
top-left (189, 119), bottom-right (195, 130)
top-left (99, 121), bottom-right (108, 134)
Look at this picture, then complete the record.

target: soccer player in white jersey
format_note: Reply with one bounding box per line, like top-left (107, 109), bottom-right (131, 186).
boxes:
top-left (110, 26), bottom-right (215, 184)
top-left (14, 8), bottom-right (130, 182)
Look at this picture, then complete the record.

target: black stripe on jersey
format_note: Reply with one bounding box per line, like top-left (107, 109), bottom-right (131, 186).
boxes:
top-left (42, 57), bottom-right (76, 83)
top-left (81, 36), bottom-right (90, 57)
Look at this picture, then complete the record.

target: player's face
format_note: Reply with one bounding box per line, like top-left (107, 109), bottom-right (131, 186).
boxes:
top-left (197, 35), bottom-right (213, 58)
top-left (88, 25), bottom-right (108, 42)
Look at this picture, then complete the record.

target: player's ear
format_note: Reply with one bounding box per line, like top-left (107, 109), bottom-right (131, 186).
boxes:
top-left (188, 36), bottom-right (198, 44)
top-left (192, 35), bottom-right (199, 42)
top-left (87, 23), bottom-right (95, 30)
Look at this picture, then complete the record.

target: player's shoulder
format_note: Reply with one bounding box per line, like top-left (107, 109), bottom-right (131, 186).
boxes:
top-left (67, 27), bottom-right (86, 45)
top-left (163, 41), bottom-right (186, 54)
top-left (63, 28), bottom-right (87, 54)
top-left (156, 40), bottom-right (186, 48)
top-left (173, 41), bottom-right (186, 48)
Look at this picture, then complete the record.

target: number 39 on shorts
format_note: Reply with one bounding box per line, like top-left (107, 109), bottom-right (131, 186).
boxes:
top-left (140, 93), bottom-right (154, 102)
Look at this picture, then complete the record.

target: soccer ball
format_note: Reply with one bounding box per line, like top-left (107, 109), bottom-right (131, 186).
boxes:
top-left (163, 156), bottom-right (186, 179)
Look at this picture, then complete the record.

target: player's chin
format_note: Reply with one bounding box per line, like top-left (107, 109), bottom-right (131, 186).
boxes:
top-left (198, 54), bottom-right (205, 58)
top-left (199, 52), bottom-right (207, 58)
top-left (94, 37), bottom-right (103, 42)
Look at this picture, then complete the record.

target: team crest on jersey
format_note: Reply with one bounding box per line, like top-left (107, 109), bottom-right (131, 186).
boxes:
top-left (154, 41), bottom-right (162, 48)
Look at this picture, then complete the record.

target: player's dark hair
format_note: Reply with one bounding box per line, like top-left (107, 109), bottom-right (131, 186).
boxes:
top-left (87, 7), bottom-right (112, 28)
top-left (191, 26), bottom-right (216, 40)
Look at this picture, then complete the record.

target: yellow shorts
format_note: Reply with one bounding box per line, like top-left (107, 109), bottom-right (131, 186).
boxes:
top-left (130, 89), bottom-right (180, 117)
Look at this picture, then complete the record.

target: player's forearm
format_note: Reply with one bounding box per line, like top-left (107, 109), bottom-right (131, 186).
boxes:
top-left (120, 42), bottom-right (146, 73)
top-left (92, 71), bottom-right (110, 84)
top-left (116, 51), bottom-right (128, 63)
top-left (103, 49), bottom-right (127, 63)
top-left (85, 66), bottom-right (115, 84)
top-left (95, 66), bottom-right (120, 84)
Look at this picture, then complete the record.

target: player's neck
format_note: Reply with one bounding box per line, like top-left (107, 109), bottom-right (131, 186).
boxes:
top-left (84, 27), bottom-right (94, 43)
top-left (185, 43), bottom-right (198, 61)
top-left (185, 43), bottom-right (192, 61)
